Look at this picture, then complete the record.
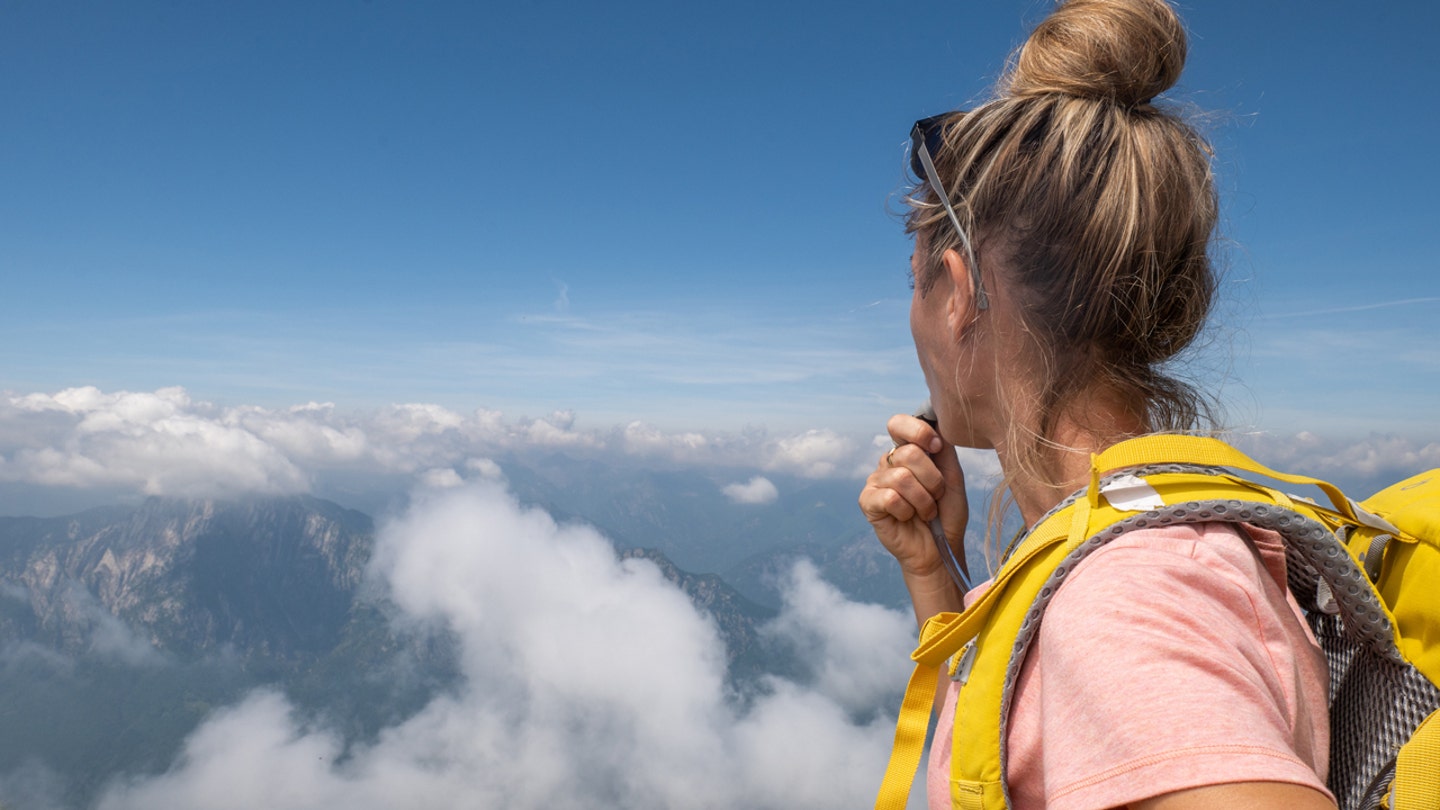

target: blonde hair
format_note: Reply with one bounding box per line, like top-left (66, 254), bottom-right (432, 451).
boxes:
top-left (908, 0), bottom-right (1219, 497)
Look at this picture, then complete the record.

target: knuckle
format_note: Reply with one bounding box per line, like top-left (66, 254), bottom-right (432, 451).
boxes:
top-left (879, 491), bottom-right (908, 516)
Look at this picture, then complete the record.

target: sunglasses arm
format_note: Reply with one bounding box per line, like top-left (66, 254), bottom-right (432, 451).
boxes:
top-left (914, 143), bottom-right (989, 310)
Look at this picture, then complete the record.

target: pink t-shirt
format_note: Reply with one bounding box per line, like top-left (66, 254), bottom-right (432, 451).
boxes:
top-left (927, 522), bottom-right (1333, 810)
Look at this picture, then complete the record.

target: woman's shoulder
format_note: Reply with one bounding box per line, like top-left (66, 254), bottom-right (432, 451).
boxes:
top-left (1036, 518), bottom-right (1310, 663)
top-left (1069, 519), bottom-right (1291, 596)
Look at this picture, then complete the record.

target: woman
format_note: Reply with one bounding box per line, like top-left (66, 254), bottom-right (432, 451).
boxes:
top-left (857, 1), bottom-right (1336, 808)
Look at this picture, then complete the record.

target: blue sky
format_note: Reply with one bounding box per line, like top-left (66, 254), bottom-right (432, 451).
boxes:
top-left (3, 0), bottom-right (1437, 438)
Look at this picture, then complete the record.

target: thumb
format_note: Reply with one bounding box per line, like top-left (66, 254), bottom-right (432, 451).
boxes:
top-left (932, 440), bottom-right (971, 554)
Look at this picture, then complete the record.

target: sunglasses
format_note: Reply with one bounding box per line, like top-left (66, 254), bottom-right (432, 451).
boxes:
top-left (910, 113), bottom-right (988, 309)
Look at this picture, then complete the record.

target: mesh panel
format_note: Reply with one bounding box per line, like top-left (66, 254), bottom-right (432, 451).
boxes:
top-left (1329, 649), bottom-right (1440, 809)
top-left (1314, 612), bottom-right (1357, 705)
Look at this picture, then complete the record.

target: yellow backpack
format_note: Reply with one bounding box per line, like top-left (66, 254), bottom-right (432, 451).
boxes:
top-left (874, 435), bottom-right (1440, 810)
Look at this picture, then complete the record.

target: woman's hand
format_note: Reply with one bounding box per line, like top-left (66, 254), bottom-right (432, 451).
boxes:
top-left (859, 413), bottom-right (971, 620)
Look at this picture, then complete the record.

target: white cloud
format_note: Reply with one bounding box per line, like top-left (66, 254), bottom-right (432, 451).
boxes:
top-left (722, 476), bottom-right (779, 505)
top-left (0, 388), bottom-right (890, 499)
top-left (417, 468), bottom-right (464, 489)
top-left (95, 482), bottom-right (909, 810)
top-left (522, 411), bottom-right (597, 448)
top-left (621, 421), bottom-right (710, 459)
top-left (761, 561), bottom-right (914, 716)
top-left (372, 402), bottom-right (468, 438)
top-left (464, 457), bottom-right (503, 479)
top-left (231, 403), bottom-right (369, 465)
top-left (2, 388), bottom-right (307, 498)
top-left (0, 389), bottom-right (527, 497)
top-left (45, 581), bottom-right (166, 667)
top-left (1233, 432), bottom-right (1440, 488)
top-left (765, 430), bottom-right (855, 478)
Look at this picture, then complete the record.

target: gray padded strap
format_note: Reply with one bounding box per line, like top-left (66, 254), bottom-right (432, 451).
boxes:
top-left (1363, 533), bottom-right (1393, 583)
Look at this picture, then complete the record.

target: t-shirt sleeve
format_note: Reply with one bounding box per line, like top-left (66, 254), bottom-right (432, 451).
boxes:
top-left (1007, 524), bottom-right (1332, 810)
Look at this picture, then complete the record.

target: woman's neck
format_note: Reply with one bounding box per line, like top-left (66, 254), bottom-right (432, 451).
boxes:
top-left (993, 394), bottom-right (1148, 527)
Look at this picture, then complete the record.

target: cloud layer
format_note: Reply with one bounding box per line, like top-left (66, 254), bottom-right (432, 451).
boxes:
top-left (0, 387), bottom-right (898, 500)
top-left (94, 482), bottom-right (915, 810)
top-left (2, 386), bottom-right (1434, 507)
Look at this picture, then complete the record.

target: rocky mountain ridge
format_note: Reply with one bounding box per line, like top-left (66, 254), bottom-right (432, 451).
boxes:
top-left (0, 496), bottom-right (372, 661)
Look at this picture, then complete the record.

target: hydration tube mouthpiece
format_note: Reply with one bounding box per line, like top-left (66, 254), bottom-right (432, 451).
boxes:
top-left (915, 401), bottom-right (938, 428)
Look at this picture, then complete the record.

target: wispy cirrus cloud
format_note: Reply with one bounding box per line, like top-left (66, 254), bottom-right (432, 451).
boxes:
top-left (1262, 296), bottom-right (1440, 319)
top-left (1235, 296), bottom-right (1440, 438)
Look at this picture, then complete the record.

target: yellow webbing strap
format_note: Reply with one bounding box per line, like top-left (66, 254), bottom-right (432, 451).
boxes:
top-left (1091, 435), bottom-right (1360, 523)
top-left (949, 485), bottom-right (1141, 809)
top-left (1394, 708), bottom-right (1440, 810)
top-left (872, 505), bottom-right (1083, 810)
top-left (873, 623), bottom-right (945, 810)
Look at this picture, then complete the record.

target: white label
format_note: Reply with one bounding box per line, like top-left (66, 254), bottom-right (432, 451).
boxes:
top-left (953, 642), bottom-right (979, 684)
top-left (1348, 498), bottom-right (1402, 535)
top-left (1100, 473), bottom-right (1165, 511)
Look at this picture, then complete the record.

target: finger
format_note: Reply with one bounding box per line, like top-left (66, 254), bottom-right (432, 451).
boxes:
top-left (858, 479), bottom-right (919, 524)
top-left (885, 413), bottom-right (943, 455)
top-left (929, 440), bottom-right (971, 557)
top-left (885, 443), bottom-right (945, 501)
top-left (868, 465), bottom-right (942, 522)
top-left (859, 491), bottom-right (938, 557)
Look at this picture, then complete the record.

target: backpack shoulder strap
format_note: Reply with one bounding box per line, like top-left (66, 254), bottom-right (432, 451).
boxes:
top-left (875, 437), bottom-right (1293, 810)
top-left (960, 437), bottom-right (1435, 810)
top-left (875, 434), bottom-right (1424, 810)
top-left (1395, 708), bottom-right (1440, 810)
top-left (950, 458), bottom-right (1318, 809)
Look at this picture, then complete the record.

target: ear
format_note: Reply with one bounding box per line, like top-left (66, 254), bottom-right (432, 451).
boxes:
top-left (941, 248), bottom-right (980, 337)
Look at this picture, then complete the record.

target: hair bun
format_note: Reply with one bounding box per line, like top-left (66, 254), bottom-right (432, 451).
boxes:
top-left (1008, 0), bottom-right (1186, 107)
